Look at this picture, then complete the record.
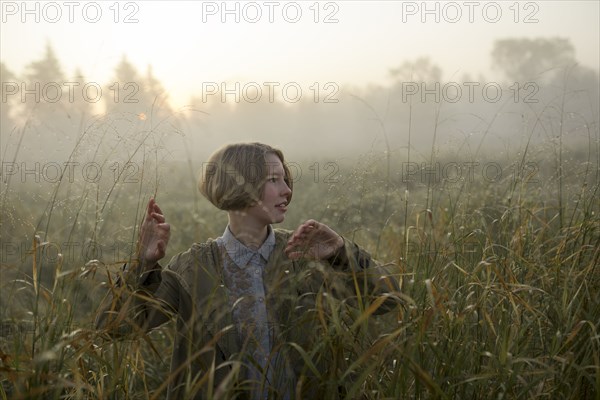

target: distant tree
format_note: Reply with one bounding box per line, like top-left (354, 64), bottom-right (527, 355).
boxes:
top-left (1, 62), bottom-right (18, 139)
top-left (104, 56), bottom-right (141, 117)
top-left (389, 57), bottom-right (442, 83)
top-left (21, 42), bottom-right (66, 120)
top-left (143, 65), bottom-right (172, 121)
top-left (25, 43), bottom-right (65, 84)
top-left (1, 61), bottom-right (16, 85)
top-left (491, 37), bottom-right (576, 83)
top-left (102, 56), bottom-right (178, 165)
top-left (564, 64), bottom-right (600, 112)
top-left (67, 68), bottom-right (93, 119)
top-left (552, 63), bottom-right (599, 143)
top-left (144, 66), bottom-right (167, 103)
top-left (17, 43), bottom-right (78, 160)
top-left (104, 56), bottom-right (172, 123)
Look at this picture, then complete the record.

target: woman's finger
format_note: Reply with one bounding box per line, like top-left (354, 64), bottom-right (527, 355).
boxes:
top-left (151, 212), bottom-right (166, 223)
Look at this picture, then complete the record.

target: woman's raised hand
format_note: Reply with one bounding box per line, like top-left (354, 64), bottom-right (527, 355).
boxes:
top-left (284, 219), bottom-right (344, 261)
top-left (138, 197), bottom-right (170, 268)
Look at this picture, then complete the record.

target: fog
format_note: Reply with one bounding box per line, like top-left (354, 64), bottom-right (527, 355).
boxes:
top-left (2, 45), bottom-right (597, 165)
top-left (1, 1), bottom-right (599, 197)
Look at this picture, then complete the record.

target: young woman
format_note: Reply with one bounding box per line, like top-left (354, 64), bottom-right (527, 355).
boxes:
top-left (96, 142), bottom-right (399, 399)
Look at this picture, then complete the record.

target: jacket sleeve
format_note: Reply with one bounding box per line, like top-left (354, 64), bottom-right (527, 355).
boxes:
top-left (326, 236), bottom-right (401, 314)
top-left (95, 252), bottom-right (189, 337)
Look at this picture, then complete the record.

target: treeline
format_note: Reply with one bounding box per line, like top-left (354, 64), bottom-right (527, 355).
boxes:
top-left (1, 37), bottom-right (598, 164)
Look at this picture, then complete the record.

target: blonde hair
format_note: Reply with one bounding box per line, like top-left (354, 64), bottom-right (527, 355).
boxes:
top-left (199, 142), bottom-right (293, 210)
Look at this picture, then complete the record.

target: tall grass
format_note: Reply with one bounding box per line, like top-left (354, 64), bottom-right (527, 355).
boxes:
top-left (1, 94), bottom-right (599, 399)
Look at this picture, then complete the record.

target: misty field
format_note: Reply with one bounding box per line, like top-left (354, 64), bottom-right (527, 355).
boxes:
top-left (1, 113), bottom-right (598, 400)
top-left (1, 53), bottom-right (600, 398)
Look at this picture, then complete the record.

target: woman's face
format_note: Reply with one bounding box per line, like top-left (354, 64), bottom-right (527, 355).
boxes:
top-left (245, 153), bottom-right (292, 226)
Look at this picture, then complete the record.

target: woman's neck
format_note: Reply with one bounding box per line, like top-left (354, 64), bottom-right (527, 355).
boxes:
top-left (227, 211), bottom-right (269, 250)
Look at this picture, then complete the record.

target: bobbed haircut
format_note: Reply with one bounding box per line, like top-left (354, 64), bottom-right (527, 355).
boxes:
top-left (199, 142), bottom-right (293, 211)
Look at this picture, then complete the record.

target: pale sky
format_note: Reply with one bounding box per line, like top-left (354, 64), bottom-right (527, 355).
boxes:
top-left (1, 0), bottom-right (599, 108)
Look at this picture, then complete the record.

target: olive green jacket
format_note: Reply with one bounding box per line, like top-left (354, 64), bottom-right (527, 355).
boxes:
top-left (96, 229), bottom-right (400, 399)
